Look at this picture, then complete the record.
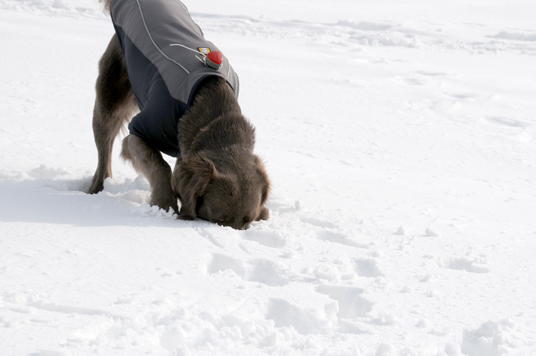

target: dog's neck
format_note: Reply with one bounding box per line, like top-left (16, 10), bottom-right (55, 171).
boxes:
top-left (178, 77), bottom-right (245, 158)
top-left (192, 76), bottom-right (241, 119)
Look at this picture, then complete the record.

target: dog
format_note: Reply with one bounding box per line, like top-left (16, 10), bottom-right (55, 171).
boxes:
top-left (88, 0), bottom-right (270, 230)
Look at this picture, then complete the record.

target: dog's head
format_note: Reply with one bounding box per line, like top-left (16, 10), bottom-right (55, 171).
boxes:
top-left (172, 152), bottom-right (270, 230)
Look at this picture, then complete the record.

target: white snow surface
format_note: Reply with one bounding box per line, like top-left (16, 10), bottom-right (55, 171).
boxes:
top-left (1, 0), bottom-right (536, 355)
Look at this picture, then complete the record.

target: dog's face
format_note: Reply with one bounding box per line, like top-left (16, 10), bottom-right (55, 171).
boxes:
top-left (173, 152), bottom-right (270, 230)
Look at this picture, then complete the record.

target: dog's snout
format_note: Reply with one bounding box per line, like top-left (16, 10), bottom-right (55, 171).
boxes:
top-left (230, 221), bottom-right (250, 230)
top-left (214, 221), bottom-right (249, 230)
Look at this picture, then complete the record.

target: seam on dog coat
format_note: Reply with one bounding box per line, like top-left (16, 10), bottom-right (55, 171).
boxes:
top-left (110, 0), bottom-right (240, 157)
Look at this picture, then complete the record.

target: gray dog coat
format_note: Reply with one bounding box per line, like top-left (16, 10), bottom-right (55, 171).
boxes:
top-left (110, 0), bottom-right (240, 157)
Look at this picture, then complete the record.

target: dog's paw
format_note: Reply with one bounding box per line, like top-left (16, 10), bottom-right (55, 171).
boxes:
top-left (88, 181), bottom-right (104, 195)
top-left (178, 213), bottom-right (196, 221)
top-left (257, 207), bottom-right (270, 221)
top-left (150, 193), bottom-right (179, 215)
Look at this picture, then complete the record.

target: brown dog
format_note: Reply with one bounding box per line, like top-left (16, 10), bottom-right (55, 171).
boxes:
top-left (89, 0), bottom-right (270, 230)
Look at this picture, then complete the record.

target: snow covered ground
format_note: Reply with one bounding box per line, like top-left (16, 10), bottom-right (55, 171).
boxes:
top-left (1, 0), bottom-right (536, 355)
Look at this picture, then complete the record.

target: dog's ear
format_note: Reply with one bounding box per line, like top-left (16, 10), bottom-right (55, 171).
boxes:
top-left (254, 155), bottom-right (271, 206)
top-left (172, 153), bottom-right (215, 220)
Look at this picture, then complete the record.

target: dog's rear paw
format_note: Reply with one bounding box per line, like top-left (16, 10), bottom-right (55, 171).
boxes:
top-left (88, 182), bottom-right (104, 195)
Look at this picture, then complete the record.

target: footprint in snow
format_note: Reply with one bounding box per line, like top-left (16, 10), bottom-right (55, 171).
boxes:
top-left (248, 259), bottom-right (291, 286)
top-left (27, 351), bottom-right (67, 356)
top-left (484, 116), bottom-right (526, 129)
top-left (462, 319), bottom-right (521, 355)
top-left (207, 253), bottom-right (290, 286)
top-left (196, 228), bottom-right (225, 248)
top-left (414, 70), bottom-right (447, 77)
top-left (265, 298), bottom-right (334, 334)
top-left (207, 253), bottom-right (247, 278)
top-left (318, 230), bottom-right (368, 248)
top-left (3, 296), bottom-right (125, 321)
top-left (354, 258), bottom-right (384, 278)
top-left (438, 257), bottom-right (490, 274)
top-left (316, 285), bottom-right (374, 319)
top-left (300, 216), bottom-right (339, 229)
top-left (243, 230), bottom-right (286, 248)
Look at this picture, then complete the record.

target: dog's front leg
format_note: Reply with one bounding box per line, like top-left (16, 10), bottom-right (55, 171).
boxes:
top-left (121, 134), bottom-right (179, 214)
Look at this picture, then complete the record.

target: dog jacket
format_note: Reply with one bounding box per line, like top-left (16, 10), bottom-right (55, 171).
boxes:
top-left (110, 0), bottom-right (240, 157)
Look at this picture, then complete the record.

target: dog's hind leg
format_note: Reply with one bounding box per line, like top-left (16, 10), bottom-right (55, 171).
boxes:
top-left (121, 135), bottom-right (179, 214)
top-left (89, 36), bottom-right (137, 194)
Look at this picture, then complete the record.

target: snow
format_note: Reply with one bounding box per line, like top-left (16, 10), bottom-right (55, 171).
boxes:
top-left (1, 0), bottom-right (536, 355)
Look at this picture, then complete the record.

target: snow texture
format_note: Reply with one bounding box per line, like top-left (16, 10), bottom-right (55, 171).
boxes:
top-left (1, 0), bottom-right (536, 355)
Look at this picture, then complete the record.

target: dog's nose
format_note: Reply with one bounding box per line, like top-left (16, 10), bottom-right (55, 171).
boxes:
top-left (232, 222), bottom-right (250, 230)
